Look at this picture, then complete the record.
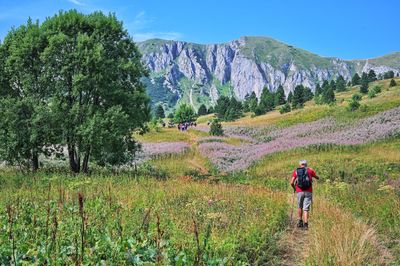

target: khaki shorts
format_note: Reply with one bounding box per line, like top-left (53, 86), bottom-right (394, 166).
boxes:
top-left (297, 191), bottom-right (313, 211)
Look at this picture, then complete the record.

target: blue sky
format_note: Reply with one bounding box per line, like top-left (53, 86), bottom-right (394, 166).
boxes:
top-left (0, 0), bottom-right (399, 59)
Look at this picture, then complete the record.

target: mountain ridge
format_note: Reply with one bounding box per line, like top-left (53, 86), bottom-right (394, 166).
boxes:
top-left (137, 36), bottom-right (400, 110)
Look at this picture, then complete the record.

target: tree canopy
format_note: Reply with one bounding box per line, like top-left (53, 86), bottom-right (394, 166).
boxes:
top-left (174, 103), bottom-right (196, 123)
top-left (360, 72), bottom-right (369, 94)
top-left (352, 73), bottom-right (361, 86)
top-left (197, 104), bottom-right (208, 116)
top-left (335, 75), bottom-right (347, 92)
top-left (215, 96), bottom-right (243, 121)
top-left (155, 104), bottom-right (165, 119)
top-left (0, 10), bottom-right (151, 173)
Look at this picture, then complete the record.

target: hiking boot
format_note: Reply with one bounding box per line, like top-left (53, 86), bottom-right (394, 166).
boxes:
top-left (297, 220), bottom-right (303, 228)
top-left (303, 223), bottom-right (309, 230)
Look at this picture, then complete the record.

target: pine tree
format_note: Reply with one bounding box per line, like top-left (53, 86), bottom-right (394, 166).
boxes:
top-left (155, 104), bottom-right (165, 119)
top-left (292, 85), bottom-right (305, 109)
top-left (259, 86), bottom-right (275, 113)
top-left (321, 86), bottom-right (335, 104)
top-left (335, 75), bottom-right (346, 92)
top-left (360, 72), bottom-right (369, 94)
top-left (287, 91), bottom-right (293, 103)
top-left (389, 79), bottom-right (397, 87)
top-left (248, 91), bottom-right (258, 112)
top-left (383, 71), bottom-right (394, 79)
top-left (215, 96), bottom-right (230, 120)
top-left (314, 83), bottom-right (322, 97)
top-left (303, 86), bottom-right (314, 101)
top-left (368, 69), bottom-right (377, 82)
top-left (209, 119), bottom-right (223, 136)
top-left (352, 73), bottom-right (361, 86)
top-left (274, 85), bottom-right (286, 105)
top-left (197, 104), bottom-right (208, 116)
top-left (330, 79), bottom-right (336, 91)
top-left (322, 80), bottom-right (329, 89)
top-left (242, 94), bottom-right (250, 112)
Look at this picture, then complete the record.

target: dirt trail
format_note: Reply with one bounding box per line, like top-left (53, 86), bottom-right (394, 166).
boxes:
top-left (279, 193), bottom-right (394, 265)
top-left (279, 193), bottom-right (310, 266)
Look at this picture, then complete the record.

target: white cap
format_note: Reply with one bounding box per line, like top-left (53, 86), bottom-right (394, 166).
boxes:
top-left (299, 160), bottom-right (307, 166)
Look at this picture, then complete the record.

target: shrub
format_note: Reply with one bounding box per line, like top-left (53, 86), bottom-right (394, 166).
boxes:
top-left (389, 79), bottom-right (397, 87)
top-left (368, 90), bottom-right (376, 98)
top-left (174, 103), bottom-right (196, 123)
top-left (352, 93), bottom-right (362, 101)
top-left (347, 100), bottom-right (361, 111)
top-left (372, 85), bottom-right (382, 94)
top-left (254, 105), bottom-right (266, 116)
top-left (209, 119), bottom-right (224, 136)
top-left (347, 94), bottom-right (361, 110)
top-left (279, 103), bottom-right (291, 114)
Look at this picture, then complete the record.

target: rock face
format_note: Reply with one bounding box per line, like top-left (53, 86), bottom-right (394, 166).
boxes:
top-left (137, 36), bottom-right (400, 110)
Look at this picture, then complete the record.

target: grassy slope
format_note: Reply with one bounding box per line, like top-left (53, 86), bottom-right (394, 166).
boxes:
top-left (144, 78), bottom-right (400, 264)
top-left (215, 78), bottom-right (400, 127)
top-left (2, 79), bottom-right (399, 264)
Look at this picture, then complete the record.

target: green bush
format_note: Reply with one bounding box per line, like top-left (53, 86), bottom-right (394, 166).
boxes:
top-left (389, 79), bottom-right (397, 87)
top-left (372, 85), bottom-right (382, 94)
top-left (279, 103), bottom-right (291, 114)
top-left (347, 93), bottom-right (362, 111)
top-left (368, 90), bottom-right (377, 98)
top-left (347, 100), bottom-right (361, 111)
top-left (352, 93), bottom-right (362, 101)
top-left (209, 119), bottom-right (224, 136)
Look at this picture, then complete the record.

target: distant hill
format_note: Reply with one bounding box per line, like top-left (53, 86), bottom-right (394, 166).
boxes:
top-left (137, 36), bottom-right (400, 110)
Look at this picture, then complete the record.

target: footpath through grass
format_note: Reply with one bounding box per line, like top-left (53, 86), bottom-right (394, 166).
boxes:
top-left (232, 137), bottom-right (400, 264)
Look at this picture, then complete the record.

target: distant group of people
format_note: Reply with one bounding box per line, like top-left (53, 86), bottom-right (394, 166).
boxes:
top-left (177, 121), bottom-right (197, 131)
top-left (162, 121), bottom-right (174, 128)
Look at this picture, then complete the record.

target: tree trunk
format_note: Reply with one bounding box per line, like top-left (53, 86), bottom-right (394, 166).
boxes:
top-left (68, 143), bottom-right (80, 173)
top-left (32, 152), bottom-right (39, 171)
top-left (81, 148), bottom-right (90, 174)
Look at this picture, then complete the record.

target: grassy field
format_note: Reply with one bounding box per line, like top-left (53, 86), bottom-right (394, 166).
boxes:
top-left (0, 172), bottom-right (288, 265)
top-left (243, 137), bottom-right (400, 260)
top-left (1, 78), bottom-right (399, 265)
top-left (214, 78), bottom-right (400, 128)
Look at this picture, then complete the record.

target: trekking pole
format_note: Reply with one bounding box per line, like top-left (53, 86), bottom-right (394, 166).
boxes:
top-left (289, 190), bottom-right (295, 224)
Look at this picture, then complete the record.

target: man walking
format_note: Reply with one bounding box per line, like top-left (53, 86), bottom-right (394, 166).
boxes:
top-left (290, 160), bottom-right (320, 230)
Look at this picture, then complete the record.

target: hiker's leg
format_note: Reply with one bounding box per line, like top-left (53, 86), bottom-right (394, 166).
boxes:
top-left (297, 208), bottom-right (303, 219)
top-left (303, 192), bottom-right (313, 224)
top-left (297, 192), bottom-right (305, 220)
top-left (303, 211), bottom-right (309, 223)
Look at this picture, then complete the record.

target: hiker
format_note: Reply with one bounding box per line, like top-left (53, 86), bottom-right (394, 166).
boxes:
top-left (290, 160), bottom-right (320, 230)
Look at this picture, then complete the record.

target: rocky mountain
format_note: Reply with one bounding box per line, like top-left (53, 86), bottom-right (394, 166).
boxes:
top-left (137, 36), bottom-right (400, 110)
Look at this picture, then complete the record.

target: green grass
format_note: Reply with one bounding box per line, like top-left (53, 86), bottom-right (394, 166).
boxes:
top-left (225, 78), bottom-right (400, 128)
top-left (196, 113), bottom-right (215, 124)
top-left (0, 172), bottom-right (288, 265)
top-left (134, 128), bottom-right (208, 144)
top-left (238, 136), bottom-right (400, 262)
top-left (2, 77), bottom-right (400, 264)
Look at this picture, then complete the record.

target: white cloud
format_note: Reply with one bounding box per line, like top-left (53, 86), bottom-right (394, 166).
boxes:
top-left (129, 11), bottom-right (153, 31)
top-left (68, 0), bottom-right (86, 6)
top-left (132, 31), bottom-right (183, 42)
top-left (127, 11), bottom-right (182, 42)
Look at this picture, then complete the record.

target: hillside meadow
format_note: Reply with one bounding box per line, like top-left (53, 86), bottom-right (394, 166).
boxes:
top-left (1, 78), bottom-right (400, 265)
